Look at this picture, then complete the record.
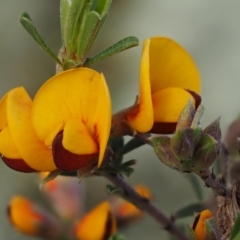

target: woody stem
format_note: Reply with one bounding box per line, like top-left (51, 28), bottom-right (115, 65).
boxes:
top-left (102, 172), bottom-right (190, 240)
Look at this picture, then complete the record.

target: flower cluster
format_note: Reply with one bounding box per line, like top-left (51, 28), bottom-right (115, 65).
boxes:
top-left (0, 37), bottom-right (200, 174)
top-left (7, 174), bottom-right (151, 240)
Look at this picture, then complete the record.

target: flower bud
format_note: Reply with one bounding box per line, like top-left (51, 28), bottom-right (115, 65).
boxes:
top-left (74, 202), bottom-right (116, 240)
top-left (192, 135), bottom-right (219, 171)
top-left (151, 136), bottom-right (182, 171)
top-left (170, 127), bottom-right (195, 161)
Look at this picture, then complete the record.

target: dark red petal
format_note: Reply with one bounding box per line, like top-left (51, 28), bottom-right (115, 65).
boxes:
top-left (52, 131), bottom-right (98, 172)
top-left (150, 91), bottom-right (202, 134)
top-left (150, 122), bottom-right (177, 134)
top-left (1, 156), bottom-right (36, 173)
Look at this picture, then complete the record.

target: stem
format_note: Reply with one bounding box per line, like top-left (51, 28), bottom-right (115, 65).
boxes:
top-left (197, 169), bottom-right (229, 196)
top-left (102, 172), bottom-right (190, 240)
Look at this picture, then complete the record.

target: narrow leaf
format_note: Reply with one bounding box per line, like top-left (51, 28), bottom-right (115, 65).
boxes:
top-left (84, 36), bottom-right (139, 66)
top-left (60, 0), bottom-right (71, 45)
top-left (116, 137), bottom-right (145, 157)
top-left (173, 203), bottom-right (204, 220)
top-left (19, 12), bottom-right (62, 65)
top-left (94, 0), bottom-right (112, 16)
top-left (76, 11), bottom-right (103, 62)
top-left (66, 0), bottom-right (90, 53)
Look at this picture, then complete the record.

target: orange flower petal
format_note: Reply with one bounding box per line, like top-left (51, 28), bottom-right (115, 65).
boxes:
top-left (32, 68), bottom-right (111, 167)
top-left (142, 37), bottom-right (201, 94)
top-left (8, 196), bottom-right (43, 235)
top-left (127, 39), bottom-right (154, 133)
top-left (5, 87), bottom-right (56, 171)
top-left (75, 202), bottom-right (116, 240)
top-left (63, 119), bottom-right (98, 154)
top-left (192, 209), bottom-right (213, 240)
top-left (0, 127), bottom-right (21, 158)
top-left (152, 87), bottom-right (193, 123)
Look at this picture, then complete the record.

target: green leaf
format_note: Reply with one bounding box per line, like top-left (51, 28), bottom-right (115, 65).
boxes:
top-left (84, 36), bottom-right (139, 66)
top-left (185, 174), bottom-right (203, 200)
top-left (152, 136), bottom-right (181, 170)
top-left (205, 217), bottom-right (219, 240)
top-left (231, 214), bottom-right (240, 240)
top-left (94, 0), bottom-right (112, 16)
top-left (39, 169), bottom-right (62, 189)
top-left (19, 12), bottom-right (62, 65)
top-left (173, 203), bottom-right (204, 220)
top-left (104, 165), bottom-right (134, 177)
top-left (76, 11), bottom-right (105, 63)
top-left (65, 0), bottom-right (90, 53)
top-left (193, 135), bottom-right (218, 171)
top-left (203, 117), bottom-right (221, 144)
top-left (176, 99), bottom-right (195, 131)
top-left (116, 137), bottom-right (145, 157)
top-left (191, 105), bottom-right (204, 128)
top-left (187, 225), bottom-right (198, 240)
top-left (106, 184), bottom-right (124, 195)
top-left (60, 0), bottom-right (71, 45)
top-left (170, 128), bottom-right (195, 161)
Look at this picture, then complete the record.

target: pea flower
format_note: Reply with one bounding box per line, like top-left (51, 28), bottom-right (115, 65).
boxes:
top-left (191, 209), bottom-right (213, 240)
top-left (7, 195), bottom-right (62, 239)
top-left (112, 37), bottom-right (201, 137)
top-left (0, 68), bottom-right (111, 172)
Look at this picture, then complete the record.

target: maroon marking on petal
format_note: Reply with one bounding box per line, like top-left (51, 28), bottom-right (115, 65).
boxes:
top-left (1, 156), bottom-right (36, 173)
top-left (150, 91), bottom-right (201, 134)
top-left (150, 122), bottom-right (177, 134)
top-left (52, 131), bottom-right (98, 172)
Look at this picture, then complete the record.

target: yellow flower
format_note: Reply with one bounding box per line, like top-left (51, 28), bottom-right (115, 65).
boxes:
top-left (0, 68), bottom-right (111, 172)
top-left (74, 202), bottom-right (116, 240)
top-left (192, 209), bottom-right (213, 240)
top-left (7, 196), bottom-right (61, 238)
top-left (127, 37), bottom-right (201, 134)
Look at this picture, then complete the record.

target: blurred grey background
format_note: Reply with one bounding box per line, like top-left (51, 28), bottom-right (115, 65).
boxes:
top-left (0, 0), bottom-right (240, 239)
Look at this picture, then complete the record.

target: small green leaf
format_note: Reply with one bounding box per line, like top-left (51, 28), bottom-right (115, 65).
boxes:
top-left (106, 184), bottom-right (124, 195)
top-left (76, 11), bottom-right (105, 63)
top-left (19, 12), bottom-right (62, 65)
top-left (230, 214), bottom-right (240, 240)
top-left (84, 36), bottom-right (139, 66)
top-left (191, 105), bottom-right (204, 128)
top-left (170, 128), bottom-right (195, 161)
top-left (116, 137), bottom-right (145, 157)
top-left (173, 203), bottom-right (204, 220)
top-left (187, 225), bottom-right (198, 240)
top-left (39, 169), bottom-right (62, 189)
top-left (122, 159), bottom-right (137, 167)
top-left (104, 165), bottom-right (134, 177)
top-left (205, 217), bottom-right (219, 240)
top-left (151, 136), bottom-right (181, 170)
top-left (60, 0), bottom-right (71, 45)
top-left (176, 99), bottom-right (195, 131)
top-left (185, 174), bottom-right (203, 200)
top-left (203, 118), bottom-right (221, 144)
top-left (94, 0), bottom-right (112, 16)
top-left (65, 0), bottom-right (90, 53)
top-left (193, 135), bottom-right (218, 171)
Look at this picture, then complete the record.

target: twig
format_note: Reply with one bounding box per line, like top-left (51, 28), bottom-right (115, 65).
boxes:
top-left (197, 169), bottom-right (229, 197)
top-left (102, 172), bottom-right (190, 240)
